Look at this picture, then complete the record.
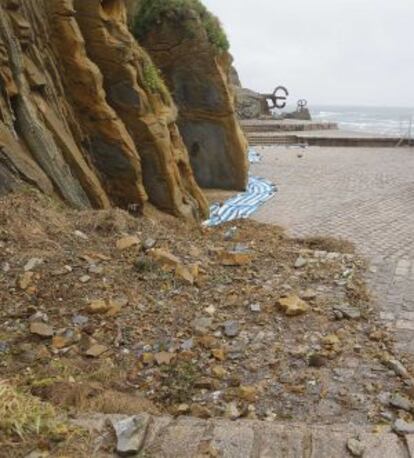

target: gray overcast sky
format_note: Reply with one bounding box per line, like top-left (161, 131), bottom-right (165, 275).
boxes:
top-left (203, 0), bottom-right (414, 107)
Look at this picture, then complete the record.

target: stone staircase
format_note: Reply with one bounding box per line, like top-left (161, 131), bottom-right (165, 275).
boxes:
top-left (75, 413), bottom-right (413, 457)
top-left (247, 135), bottom-right (299, 146)
top-left (241, 120), bottom-right (338, 147)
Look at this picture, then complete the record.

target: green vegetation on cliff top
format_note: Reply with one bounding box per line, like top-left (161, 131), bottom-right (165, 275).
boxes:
top-left (133, 0), bottom-right (230, 52)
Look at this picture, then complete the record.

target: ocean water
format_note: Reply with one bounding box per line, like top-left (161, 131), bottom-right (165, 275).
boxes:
top-left (310, 105), bottom-right (414, 138)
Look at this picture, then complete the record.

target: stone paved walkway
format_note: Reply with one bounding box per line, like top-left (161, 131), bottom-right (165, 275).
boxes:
top-left (252, 146), bottom-right (414, 354)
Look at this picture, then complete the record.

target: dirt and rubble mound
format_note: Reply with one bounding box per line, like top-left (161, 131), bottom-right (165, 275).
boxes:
top-left (0, 190), bottom-right (413, 454)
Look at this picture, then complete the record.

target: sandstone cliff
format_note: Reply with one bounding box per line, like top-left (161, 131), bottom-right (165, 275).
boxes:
top-left (132, 0), bottom-right (249, 191)
top-left (0, 0), bottom-right (208, 220)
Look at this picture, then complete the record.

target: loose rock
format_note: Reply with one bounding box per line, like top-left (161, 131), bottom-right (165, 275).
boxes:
top-left (192, 317), bottom-right (213, 335)
top-left (278, 295), bottom-right (310, 316)
top-left (148, 248), bottom-right (181, 270)
top-left (116, 235), bottom-right (141, 251)
top-left (24, 258), bottom-right (43, 272)
top-left (389, 394), bottom-right (413, 412)
top-left (224, 401), bottom-right (241, 420)
top-left (29, 322), bottom-right (54, 338)
top-left (294, 256), bottom-right (307, 268)
top-left (18, 272), bottom-right (34, 290)
top-left (218, 249), bottom-right (253, 266)
top-left (250, 303), bottom-right (261, 312)
top-left (175, 264), bottom-right (194, 285)
top-left (393, 418), bottom-right (414, 434)
top-left (224, 320), bottom-right (240, 337)
top-left (387, 359), bottom-right (410, 379)
top-left (85, 344), bottom-right (108, 358)
top-left (333, 303), bottom-right (361, 320)
top-left (86, 299), bottom-right (109, 315)
top-left (347, 438), bottom-right (365, 457)
top-left (111, 415), bottom-right (150, 456)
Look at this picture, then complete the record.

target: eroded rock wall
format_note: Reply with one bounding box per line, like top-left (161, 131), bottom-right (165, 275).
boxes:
top-left (0, 0), bottom-right (207, 220)
top-left (74, 0), bottom-right (208, 219)
top-left (133, 2), bottom-right (249, 191)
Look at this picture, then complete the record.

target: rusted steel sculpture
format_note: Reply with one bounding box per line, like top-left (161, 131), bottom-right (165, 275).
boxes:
top-left (297, 99), bottom-right (308, 111)
top-left (262, 86), bottom-right (289, 110)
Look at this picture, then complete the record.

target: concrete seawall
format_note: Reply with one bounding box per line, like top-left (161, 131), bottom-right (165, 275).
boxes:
top-left (242, 119), bottom-right (413, 147)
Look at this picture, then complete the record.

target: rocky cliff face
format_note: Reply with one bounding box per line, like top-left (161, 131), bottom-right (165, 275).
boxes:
top-left (132, 0), bottom-right (249, 191)
top-left (0, 0), bottom-right (208, 220)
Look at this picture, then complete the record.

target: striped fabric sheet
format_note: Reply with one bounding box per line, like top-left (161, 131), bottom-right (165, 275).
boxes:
top-left (204, 149), bottom-right (277, 227)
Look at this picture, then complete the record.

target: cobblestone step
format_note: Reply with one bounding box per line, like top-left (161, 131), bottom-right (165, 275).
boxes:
top-left (75, 414), bottom-right (412, 457)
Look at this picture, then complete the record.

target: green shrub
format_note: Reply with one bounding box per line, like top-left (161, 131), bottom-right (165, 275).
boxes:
top-left (141, 55), bottom-right (171, 102)
top-left (133, 0), bottom-right (230, 52)
top-left (143, 60), bottom-right (163, 93)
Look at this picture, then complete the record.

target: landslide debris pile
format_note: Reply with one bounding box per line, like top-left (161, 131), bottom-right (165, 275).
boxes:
top-left (0, 0), bottom-right (247, 220)
top-left (1, 191), bottom-right (413, 455)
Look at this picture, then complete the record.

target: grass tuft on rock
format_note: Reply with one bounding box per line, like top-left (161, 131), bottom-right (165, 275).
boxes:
top-left (133, 0), bottom-right (230, 52)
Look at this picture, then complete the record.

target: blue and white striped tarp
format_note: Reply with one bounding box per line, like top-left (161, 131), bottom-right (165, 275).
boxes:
top-left (203, 148), bottom-right (277, 227)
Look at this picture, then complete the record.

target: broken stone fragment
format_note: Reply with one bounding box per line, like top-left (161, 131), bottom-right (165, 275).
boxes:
top-left (294, 256), bottom-right (307, 268)
top-left (204, 305), bottom-right (216, 316)
top-left (74, 230), bottom-right (88, 240)
top-left (88, 264), bottom-right (104, 275)
top-left (18, 271), bottom-right (34, 290)
top-left (176, 403), bottom-right (190, 414)
top-left (308, 353), bottom-right (327, 368)
top-left (224, 401), bottom-right (241, 420)
top-left (143, 238), bottom-right (156, 251)
top-left (86, 299), bottom-right (109, 314)
top-left (111, 414), bottom-right (150, 456)
top-left (218, 250), bottom-right (253, 266)
top-left (116, 235), bottom-right (141, 251)
top-left (393, 418), bottom-right (414, 434)
top-left (387, 359), bottom-right (410, 379)
top-left (301, 289), bottom-right (317, 300)
top-left (224, 320), bottom-right (240, 337)
top-left (24, 257), bottom-right (43, 272)
top-left (278, 295), bottom-right (310, 316)
top-left (72, 315), bottom-right (89, 327)
top-left (389, 394), bottom-right (413, 412)
top-left (154, 352), bottom-right (175, 365)
top-left (211, 348), bottom-right (226, 361)
top-left (212, 365), bottom-right (227, 379)
top-left (250, 303), bottom-right (261, 312)
top-left (322, 334), bottom-right (340, 347)
top-left (30, 322), bottom-right (54, 338)
top-left (333, 303), bottom-right (361, 320)
top-left (148, 248), bottom-right (181, 271)
top-left (192, 317), bottom-right (213, 335)
top-left (52, 329), bottom-right (79, 349)
top-left (347, 438), bottom-right (365, 457)
top-left (85, 344), bottom-right (108, 358)
top-left (175, 264), bottom-right (194, 285)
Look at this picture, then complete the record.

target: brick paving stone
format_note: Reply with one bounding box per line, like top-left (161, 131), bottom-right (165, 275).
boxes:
top-left (252, 146), bottom-right (414, 353)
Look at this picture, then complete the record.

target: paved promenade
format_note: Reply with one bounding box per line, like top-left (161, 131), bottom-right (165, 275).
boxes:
top-left (252, 146), bottom-right (414, 354)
